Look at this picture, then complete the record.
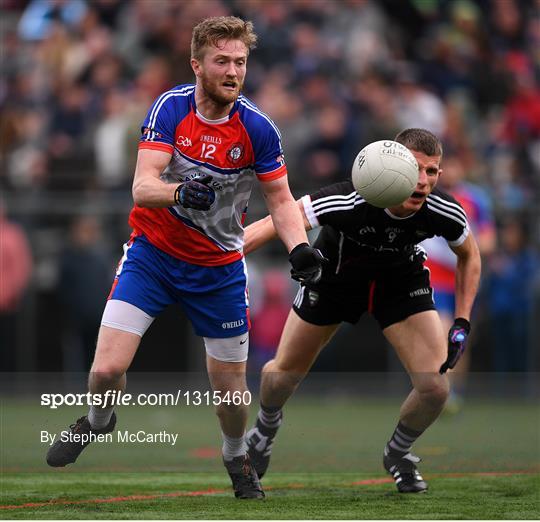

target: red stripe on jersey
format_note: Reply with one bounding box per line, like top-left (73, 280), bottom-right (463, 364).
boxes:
top-left (138, 142), bottom-right (174, 154)
top-left (129, 206), bottom-right (242, 266)
top-left (107, 278), bottom-right (119, 300)
top-left (256, 164), bottom-right (287, 182)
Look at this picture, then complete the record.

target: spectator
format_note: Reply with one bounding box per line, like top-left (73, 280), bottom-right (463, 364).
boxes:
top-left (303, 102), bottom-right (359, 184)
top-left (485, 218), bottom-right (539, 372)
top-left (94, 89), bottom-right (131, 190)
top-left (395, 64), bottom-right (447, 135)
top-left (0, 203), bottom-right (33, 371)
top-left (18, 0), bottom-right (87, 41)
top-left (57, 216), bottom-right (112, 370)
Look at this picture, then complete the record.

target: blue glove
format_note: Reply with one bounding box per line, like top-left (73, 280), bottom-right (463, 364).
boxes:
top-left (175, 174), bottom-right (215, 210)
top-left (288, 243), bottom-right (327, 284)
top-left (439, 318), bottom-right (470, 374)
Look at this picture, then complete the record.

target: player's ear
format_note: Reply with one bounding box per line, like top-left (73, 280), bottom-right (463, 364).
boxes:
top-left (191, 57), bottom-right (202, 77)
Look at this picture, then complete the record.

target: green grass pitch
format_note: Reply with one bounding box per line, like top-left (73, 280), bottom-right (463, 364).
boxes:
top-left (1, 394), bottom-right (539, 519)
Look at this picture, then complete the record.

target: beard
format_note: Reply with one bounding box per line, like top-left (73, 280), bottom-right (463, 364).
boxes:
top-left (200, 74), bottom-right (243, 106)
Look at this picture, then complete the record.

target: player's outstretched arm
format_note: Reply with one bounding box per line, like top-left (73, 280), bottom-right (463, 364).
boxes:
top-left (439, 231), bottom-right (481, 373)
top-left (451, 231), bottom-right (481, 321)
top-left (243, 214), bottom-right (277, 254)
top-left (244, 198), bottom-right (311, 255)
top-left (256, 177), bottom-right (325, 283)
top-left (259, 176), bottom-right (310, 252)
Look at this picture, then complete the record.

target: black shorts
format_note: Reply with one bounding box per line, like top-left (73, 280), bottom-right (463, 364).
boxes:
top-left (292, 262), bottom-right (436, 330)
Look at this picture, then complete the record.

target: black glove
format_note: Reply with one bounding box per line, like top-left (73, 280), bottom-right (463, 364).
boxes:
top-left (174, 174), bottom-right (215, 210)
top-left (288, 243), bottom-right (327, 284)
top-left (439, 318), bottom-right (470, 374)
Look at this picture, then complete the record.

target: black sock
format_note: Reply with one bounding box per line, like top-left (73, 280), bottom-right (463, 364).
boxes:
top-left (385, 421), bottom-right (423, 457)
top-left (257, 403), bottom-right (282, 429)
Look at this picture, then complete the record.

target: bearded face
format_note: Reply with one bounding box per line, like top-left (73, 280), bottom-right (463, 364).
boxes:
top-left (199, 67), bottom-right (244, 105)
top-left (193, 39), bottom-right (247, 107)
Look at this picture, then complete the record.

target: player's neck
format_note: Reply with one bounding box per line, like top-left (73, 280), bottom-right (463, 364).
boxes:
top-left (195, 86), bottom-right (235, 121)
top-left (387, 205), bottom-right (415, 218)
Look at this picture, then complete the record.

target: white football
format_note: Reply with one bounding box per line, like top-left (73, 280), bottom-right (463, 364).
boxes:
top-left (351, 140), bottom-right (419, 208)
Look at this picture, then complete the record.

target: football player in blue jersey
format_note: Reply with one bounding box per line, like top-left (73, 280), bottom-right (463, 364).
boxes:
top-left (45, 16), bottom-right (325, 500)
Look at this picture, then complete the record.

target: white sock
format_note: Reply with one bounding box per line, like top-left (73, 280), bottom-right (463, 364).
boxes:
top-left (222, 432), bottom-right (246, 461)
top-left (88, 406), bottom-right (114, 429)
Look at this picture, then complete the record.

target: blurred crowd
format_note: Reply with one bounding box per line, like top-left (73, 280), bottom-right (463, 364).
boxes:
top-left (1, 0), bottom-right (539, 373)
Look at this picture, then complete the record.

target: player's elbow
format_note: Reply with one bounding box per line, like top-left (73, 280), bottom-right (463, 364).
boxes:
top-left (132, 182), bottom-right (147, 207)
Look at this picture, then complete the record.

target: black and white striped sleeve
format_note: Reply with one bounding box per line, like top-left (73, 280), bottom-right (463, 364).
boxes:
top-left (427, 192), bottom-right (470, 246)
top-left (301, 181), bottom-right (366, 229)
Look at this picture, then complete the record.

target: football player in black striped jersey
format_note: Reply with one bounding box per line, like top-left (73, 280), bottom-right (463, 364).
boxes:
top-left (244, 128), bottom-right (481, 493)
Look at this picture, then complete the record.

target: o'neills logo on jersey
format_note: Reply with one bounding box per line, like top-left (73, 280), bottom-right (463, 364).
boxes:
top-left (222, 319), bottom-right (245, 329)
top-left (410, 288), bottom-right (430, 297)
top-left (227, 143), bottom-right (244, 163)
top-left (201, 135), bottom-right (222, 144)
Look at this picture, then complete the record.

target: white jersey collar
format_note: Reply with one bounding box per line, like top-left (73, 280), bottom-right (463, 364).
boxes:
top-left (384, 208), bottom-right (418, 220)
top-left (195, 109), bottom-right (229, 125)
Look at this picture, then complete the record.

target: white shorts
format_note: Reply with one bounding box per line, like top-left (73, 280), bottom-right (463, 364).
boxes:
top-left (101, 299), bottom-right (249, 362)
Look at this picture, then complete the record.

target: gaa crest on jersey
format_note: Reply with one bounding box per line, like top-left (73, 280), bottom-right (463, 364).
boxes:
top-left (308, 290), bottom-right (319, 307)
top-left (177, 135), bottom-right (193, 147)
top-left (227, 143), bottom-right (244, 163)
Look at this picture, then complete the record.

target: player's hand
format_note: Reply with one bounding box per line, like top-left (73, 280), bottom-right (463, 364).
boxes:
top-left (288, 243), bottom-right (327, 284)
top-left (439, 318), bottom-right (471, 374)
top-left (175, 174), bottom-right (215, 210)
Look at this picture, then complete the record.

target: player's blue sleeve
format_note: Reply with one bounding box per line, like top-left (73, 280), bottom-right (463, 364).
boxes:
top-left (239, 98), bottom-right (287, 182)
top-left (139, 85), bottom-right (192, 154)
